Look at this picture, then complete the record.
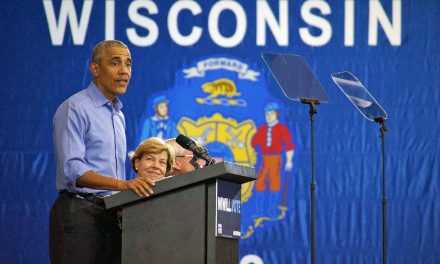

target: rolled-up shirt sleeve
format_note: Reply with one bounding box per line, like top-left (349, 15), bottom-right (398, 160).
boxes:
top-left (54, 101), bottom-right (90, 189)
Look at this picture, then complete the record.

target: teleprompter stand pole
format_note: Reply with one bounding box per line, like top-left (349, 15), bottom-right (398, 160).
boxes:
top-left (301, 98), bottom-right (320, 264)
top-left (374, 117), bottom-right (388, 264)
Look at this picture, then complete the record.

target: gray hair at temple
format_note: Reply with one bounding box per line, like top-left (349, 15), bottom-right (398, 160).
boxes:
top-left (91, 40), bottom-right (129, 64)
top-left (165, 138), bottom-right (186, 157)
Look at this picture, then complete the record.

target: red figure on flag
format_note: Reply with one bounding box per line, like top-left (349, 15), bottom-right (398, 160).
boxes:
top-left (251, 102), bottom-right (295, 192)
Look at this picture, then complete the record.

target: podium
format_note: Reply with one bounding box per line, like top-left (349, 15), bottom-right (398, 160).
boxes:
top-left (101, 162), bottom-right (256, 264)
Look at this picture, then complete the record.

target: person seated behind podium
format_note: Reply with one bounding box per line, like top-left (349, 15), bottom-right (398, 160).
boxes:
top-left (131, 137), bottom-right (175, 181)
top-left (165, 138), bottom-right (205, 176)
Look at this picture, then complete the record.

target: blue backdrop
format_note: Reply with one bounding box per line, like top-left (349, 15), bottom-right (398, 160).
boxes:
top-left (1, 1), bottom-right (439, 263)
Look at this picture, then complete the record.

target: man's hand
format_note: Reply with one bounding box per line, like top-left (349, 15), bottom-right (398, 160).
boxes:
top-left (76, 170), bottom-right (156, 198)
top-left (118, 177), bottom-right (155, 198)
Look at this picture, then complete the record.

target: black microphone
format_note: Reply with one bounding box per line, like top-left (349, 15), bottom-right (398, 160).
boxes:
top-left (176, 134), bottom-right (216, 166)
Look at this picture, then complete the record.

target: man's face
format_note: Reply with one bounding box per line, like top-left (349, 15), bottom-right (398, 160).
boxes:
top-left (90, 46), bottom-right (132, 101)
top-left (156, 102), bottom-right (168, 117)
top-left (175, 150), bottom-right (204, 176)
top-left (265, 110), bottom-right (278, 123)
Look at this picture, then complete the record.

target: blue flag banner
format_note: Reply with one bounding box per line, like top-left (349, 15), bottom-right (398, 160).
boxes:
top-left (1, 1), bottom-right (439, 263)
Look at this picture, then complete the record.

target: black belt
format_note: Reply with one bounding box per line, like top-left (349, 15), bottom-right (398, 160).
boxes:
top-left (59, 190), bottom-right (103, 205)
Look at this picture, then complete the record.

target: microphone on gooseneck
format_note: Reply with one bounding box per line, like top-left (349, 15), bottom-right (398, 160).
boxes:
top-left (176, 134), bottom-right (216, 166)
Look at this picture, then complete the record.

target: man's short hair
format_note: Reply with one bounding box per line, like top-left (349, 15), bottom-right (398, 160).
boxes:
top-left (165, 138), bottom-right (186, 157)
top-left (91, 40), bottom-right (129, 64)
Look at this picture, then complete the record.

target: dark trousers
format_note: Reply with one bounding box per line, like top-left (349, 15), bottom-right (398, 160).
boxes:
top-left (49, 193), bottom-right (121, 264)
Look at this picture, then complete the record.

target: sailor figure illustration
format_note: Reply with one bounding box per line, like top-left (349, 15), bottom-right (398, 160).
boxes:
top-left (140, 95), bottom-right (178, 141)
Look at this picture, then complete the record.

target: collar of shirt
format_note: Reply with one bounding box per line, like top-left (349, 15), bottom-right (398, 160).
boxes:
top-left (87, 81), bottom-right (123, 112)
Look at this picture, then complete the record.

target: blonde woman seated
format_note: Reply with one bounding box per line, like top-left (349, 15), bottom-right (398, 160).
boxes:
top-left (131, 137), bottom-right (175, 187)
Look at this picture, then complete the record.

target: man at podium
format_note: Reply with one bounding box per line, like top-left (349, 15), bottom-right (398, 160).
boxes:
top-left (50, 40), bottom-right (157, 264)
